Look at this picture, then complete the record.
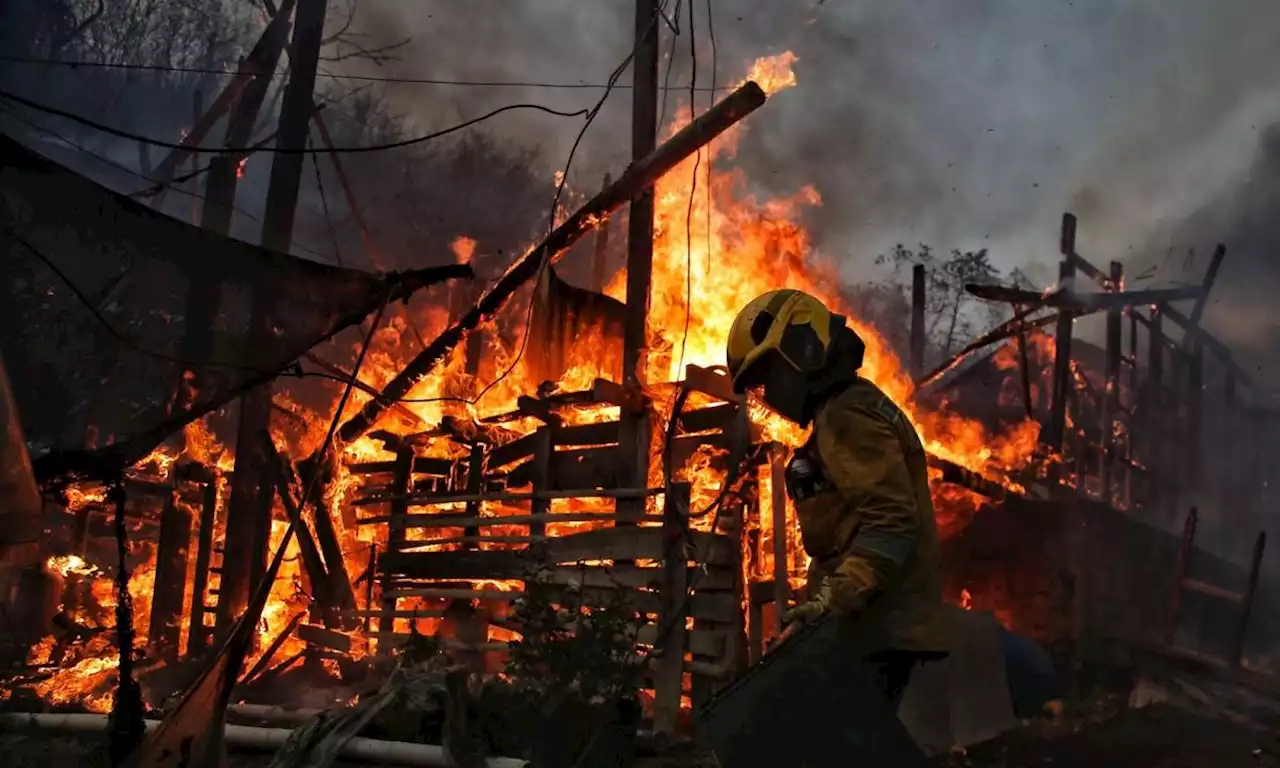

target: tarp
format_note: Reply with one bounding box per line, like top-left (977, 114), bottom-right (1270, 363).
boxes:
top-left (0, 133), bottom-right (470, 481)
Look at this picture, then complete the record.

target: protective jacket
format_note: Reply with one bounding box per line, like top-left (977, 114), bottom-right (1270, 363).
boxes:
top-left (789, 376), bottom-right (947, 653)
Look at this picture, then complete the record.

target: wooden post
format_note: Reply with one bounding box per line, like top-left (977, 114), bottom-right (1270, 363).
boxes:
top-left (653, 483), bottom-right (691, 736)
top-left (616, 0), bottom-right (661, 577)
top-left (1147, 306), bottom-right (1165, 506)
top-left (148, 489), bottom-right (193, 662)
top-left (1231, 531), bottom-right (1266, 668)
top-left (378, 448), bottom-right (413, 652)
top-left (770, 447), bottom-right (790, 637)
top-left (1165, 507), bottom-right (1197, 644)
top-left (1127, 308), bottom-right (1139, 505)
top-left (592, 173), bottom-right (613, 293)
top-left (1101, 261), bottom-right (1123, 507)
top-left (910, 264), bottom-right (926, 380)
top-left (1047, 261), bottom-right (1075, 465)
top-left (215, 0), bottom-right (317, 630)
top-left (187, 472), bottom-right (218, 655)
top-left (1187, 340), bottom-right (1203, 490)
top-left (529, 428), bottom-right (553, 540)
top-left (462, 443), bottom-right (485, 550)
top-left (240, 0), bottom-right (356, 624)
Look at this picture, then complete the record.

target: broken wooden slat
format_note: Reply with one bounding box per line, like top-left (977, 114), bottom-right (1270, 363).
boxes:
top-left (379, 527), bottom-right (737, 573)
top-left (1181, 578), bottom-right (1243, 604)
top-left (1232, 532), bottom-right (1267, 668)
top-left (382, 585), bottom-right (740, 624)
top-left (359, 510), bottom-right (663, 529)
top-left (353, 487), bottom-right (663, 509)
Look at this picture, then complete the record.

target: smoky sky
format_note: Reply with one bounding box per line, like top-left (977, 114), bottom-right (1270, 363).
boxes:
top-left (348, 0), bottom-right (1280, 379)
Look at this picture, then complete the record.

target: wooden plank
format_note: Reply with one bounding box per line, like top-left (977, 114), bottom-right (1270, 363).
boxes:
top-left (380, 549), bottom-right (529, 580)
top-left (1181, 578), bottom-right (1242, 604)
top-left (186, 473), bottom-right (218, 655)
top-left (1166, 507), bottom-right (1197, 644)
top-left (966, 283), bottom-right (1204, 311)
top-left (910, 264), bottom-right (926, 379)
top-left (1047, 255), bottom-right (1075, 458)
top-left (554, 421), bottom-right (621, 447)
top-left (361, 510), bottom-right (664, 529)
top-left (1232, 532), bottom-right (1267, 668)
top-left (354, 487), bottom-right (662, 509)
top-left (296, 623), bottom-right (365, 655)
top-left (683, 365), bottom-right (741, 404)
top-left (486, 432), bottom-right (539, 471)
top-left (148, 490), bottom-right (192, 662)
top-left (462, 443), bottom-right (485, 549)
top-left (383, 585), bottom-right (740, 624)
top-left (1187, 341), bottom-right (1204, 488)
top-left (1100, 260), bottom-right (1123, 504)
top-left (654, 485), bottom-right (691, 735)
top-left (543, 526), bottom-right (736, 566)
top-left (678, 404), bottom-right (738, 434)
top-left (378, 448), bottom-right (413, 650)
top-left (530, 428), bottom-right (553, 537)
top-left (770, 450), bottom-right (791, 635)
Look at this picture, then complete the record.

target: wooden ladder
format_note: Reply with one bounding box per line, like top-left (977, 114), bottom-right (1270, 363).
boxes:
top-left (1165, 507), bottom-right (1267, 668)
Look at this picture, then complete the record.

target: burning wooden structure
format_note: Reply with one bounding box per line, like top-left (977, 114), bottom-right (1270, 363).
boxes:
top-left (5, 16), bottom-right (1275, 734)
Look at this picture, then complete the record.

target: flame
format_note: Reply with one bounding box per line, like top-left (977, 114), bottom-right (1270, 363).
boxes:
top-left (25, 52), bottom-right (1045, 709)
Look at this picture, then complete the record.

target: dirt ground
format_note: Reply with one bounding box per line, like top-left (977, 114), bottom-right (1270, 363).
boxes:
top-left (940, 704), bottom-right (1277, 768)
top-left (1, 704), bottom-right (1276, 767)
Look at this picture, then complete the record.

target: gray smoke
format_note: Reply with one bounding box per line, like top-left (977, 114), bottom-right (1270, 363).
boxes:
top-left (353, 0), bottom-right (1280, 371)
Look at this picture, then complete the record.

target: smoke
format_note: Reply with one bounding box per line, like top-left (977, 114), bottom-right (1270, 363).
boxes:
top-left (353, 0), bottom-right (1280, 358)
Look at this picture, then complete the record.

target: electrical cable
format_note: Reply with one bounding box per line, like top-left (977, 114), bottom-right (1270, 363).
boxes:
top-left (676, 0), bottom-right (699, 376)
top-left (656, 0), bottom-right (683, 132)
top-left (705, 0), bottom-right (717, 277)
top-left (310, 132), bottom-right (345, 267)
top-left (0, 85), bottom-right (591, 155)
top-left (0, 54), bottom-right (732, 92)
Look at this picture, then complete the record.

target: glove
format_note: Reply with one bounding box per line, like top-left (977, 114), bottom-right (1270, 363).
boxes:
top-left (781, 590), bottom-right (829, 627)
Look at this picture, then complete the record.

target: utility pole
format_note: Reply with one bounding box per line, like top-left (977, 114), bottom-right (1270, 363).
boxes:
top-left (218, 0), bottom-right (332, 631)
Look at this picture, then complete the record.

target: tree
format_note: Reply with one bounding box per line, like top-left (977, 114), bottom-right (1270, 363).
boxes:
top-left (874, 244), bottom-right (1013, 370)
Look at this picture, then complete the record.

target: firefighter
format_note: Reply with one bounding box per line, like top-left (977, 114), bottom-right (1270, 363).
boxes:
top-left (726, 289), bottom-right (947, 711)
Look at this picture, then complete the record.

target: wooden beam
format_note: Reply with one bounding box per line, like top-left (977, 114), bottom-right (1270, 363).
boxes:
top-left (910, 263), bottom-right (926, 379)
top-left (1100, 261), bottom-right (1123, 505)
top-left (770, 448), bottom-right (790, 635)
top-left (335, 80), bottom-right (770, 446)
top-left (1047, 259), bottom-right (1076, 458)
top-left (1185, 244), bottom-right (1227, 338)
top-left (145, 8), bottom-right (294, 204)
top-left (377, 447), bottom-right (412, 651)
top-left (148, 489), bottom-right (192, 662)
top-left (965, 283), bottom-right (1205, 312)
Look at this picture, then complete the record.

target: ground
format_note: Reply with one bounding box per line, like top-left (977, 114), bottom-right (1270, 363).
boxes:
top-left (0, 704), bottom-right (1276, 767)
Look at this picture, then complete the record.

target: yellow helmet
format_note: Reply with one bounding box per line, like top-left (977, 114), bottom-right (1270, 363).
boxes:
top-left (726, 289), bottom-right (836, 392)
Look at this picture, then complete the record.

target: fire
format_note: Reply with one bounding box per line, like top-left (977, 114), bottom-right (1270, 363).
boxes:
top-left (23, 51), bottom-right (1044, 710)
